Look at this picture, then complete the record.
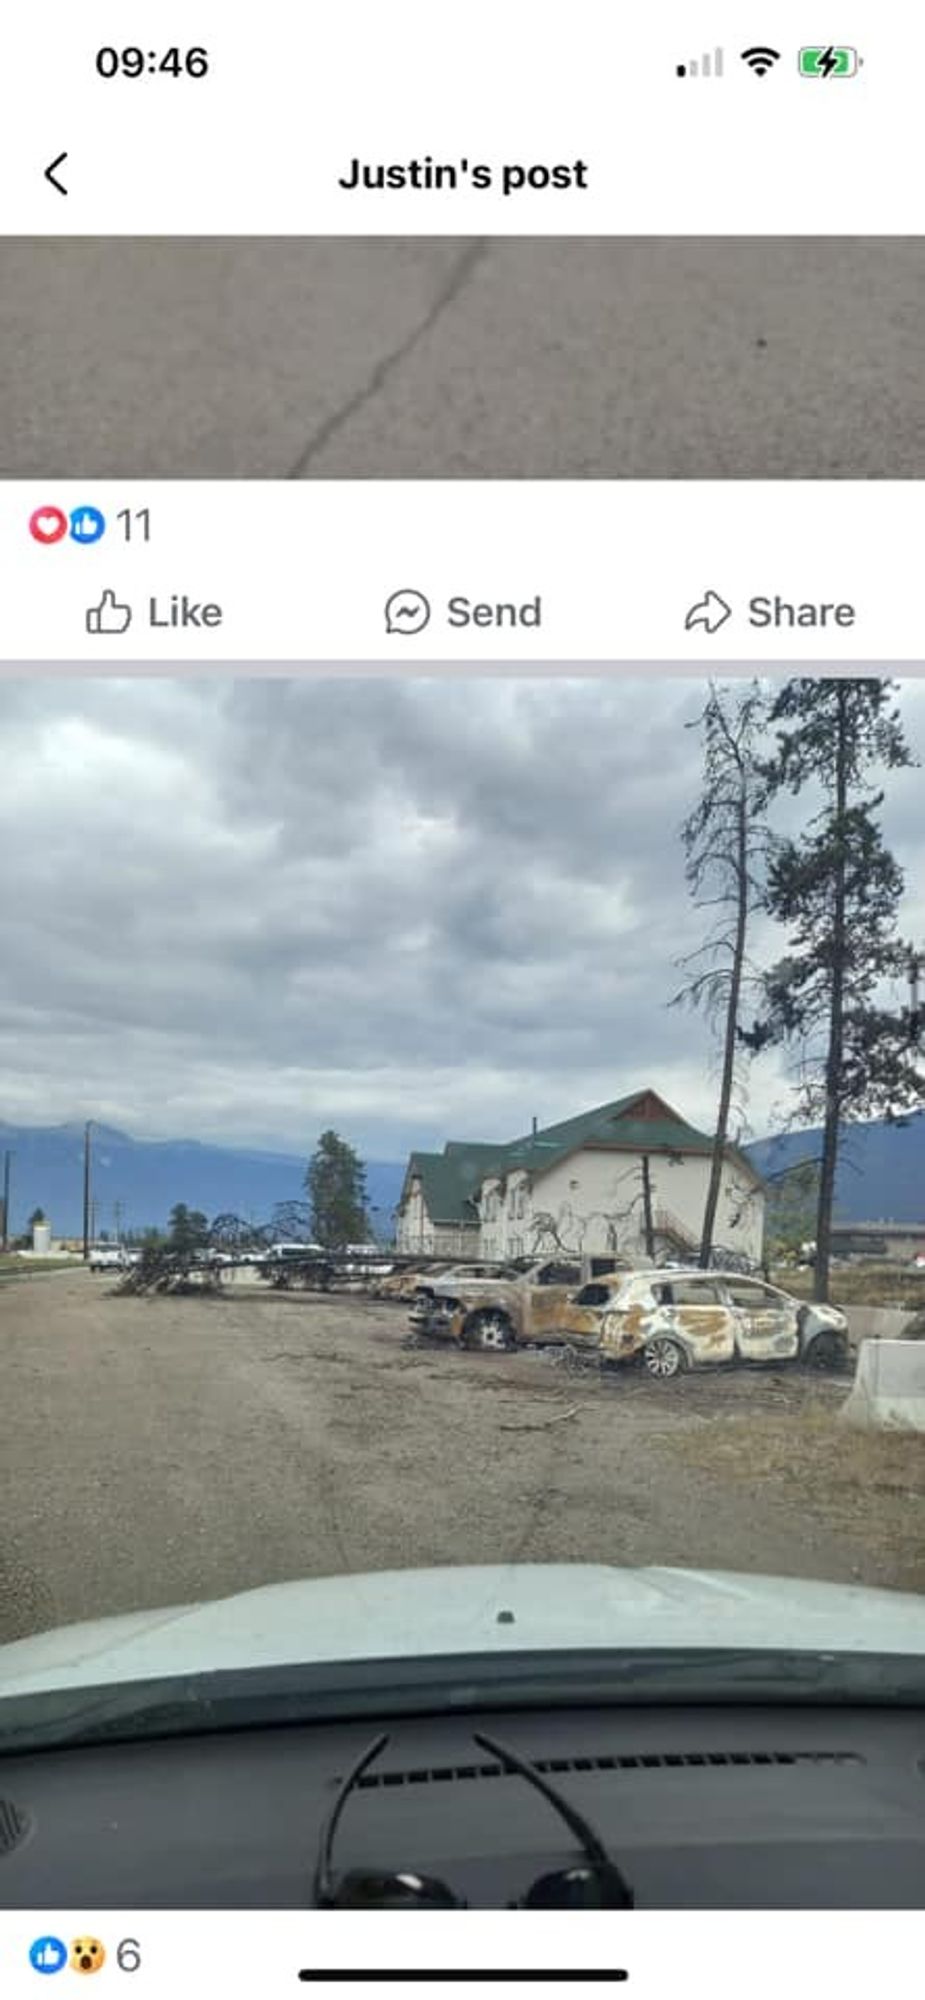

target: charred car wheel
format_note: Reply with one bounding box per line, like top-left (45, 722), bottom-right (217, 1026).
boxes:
top-left (641, 1335), bottom-right (688, 1380)
top-left (462, 1309), bottom-right (515, 1353)
top-left (803, 1329), bottom-right (849, 1371)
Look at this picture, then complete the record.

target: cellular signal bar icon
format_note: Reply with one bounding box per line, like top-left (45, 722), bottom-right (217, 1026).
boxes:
top-left (676, 47), bottom-right (724, 78)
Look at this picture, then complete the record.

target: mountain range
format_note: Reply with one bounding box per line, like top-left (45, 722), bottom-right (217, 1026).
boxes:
top-left (0, 1123), bottom-right (406, 1241)
top-left (1, 1109), bottom-right (923, 1241)
top-left (745, 1111), bottom-right (925, 1224)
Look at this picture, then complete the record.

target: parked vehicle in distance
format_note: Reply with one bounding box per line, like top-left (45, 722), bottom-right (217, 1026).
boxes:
top-left (262, 1241), bottom-right (325, 1262)
top-left (375, 1263), bottom-right (455, 1300)
top-left (256, 1242), bottom-right (324, 1280)
top-left (88, 1246), bottom-right (137, 1272)
top-left (256, 1242), bottom-right (394, 1288)
top-left (415, 1259), bottom-right (535, 1300)
top-left (410, 1264), bottom-right (850, 1375)
top-left (341, 1243), bottom-right (394, 1276)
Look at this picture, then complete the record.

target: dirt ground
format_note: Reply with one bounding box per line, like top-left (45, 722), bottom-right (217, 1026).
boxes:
top-left (1, 1270), bottom-right (924, 1646)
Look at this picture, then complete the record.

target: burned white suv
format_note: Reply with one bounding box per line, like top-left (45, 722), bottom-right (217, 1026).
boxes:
top-left (592, 1270), bottom-right (850, 1378)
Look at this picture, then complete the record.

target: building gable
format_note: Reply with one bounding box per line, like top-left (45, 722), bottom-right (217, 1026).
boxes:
top-left (400, 1087), bottom-right (764, 1240)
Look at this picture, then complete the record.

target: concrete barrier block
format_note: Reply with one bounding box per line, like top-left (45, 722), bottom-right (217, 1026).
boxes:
top-left (840, 1338), bottom-right (925, 1432)
top-left (845, 1306), bottom-right (919, 1345)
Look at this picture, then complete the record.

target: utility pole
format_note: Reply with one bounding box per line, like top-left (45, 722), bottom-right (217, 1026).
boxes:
top-left (82, 1121), bottom-right (93, 1262)
top-left (641, 1154), bottom-right (655, 1261)
top-left (113, 1199), bottom-right (123, 1245)
top-left (1, 1150), bottom-right (11, 1252)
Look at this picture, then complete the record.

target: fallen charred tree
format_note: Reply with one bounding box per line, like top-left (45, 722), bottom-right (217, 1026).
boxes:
top-left (116, 1246), bottom-right (228, 1295)
top-left (113, 1211), bottom-right (478, 1300)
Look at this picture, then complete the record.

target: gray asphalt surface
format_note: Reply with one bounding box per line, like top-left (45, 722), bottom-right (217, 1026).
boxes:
top-left (0, 1271), bottom-right (878, 1646)
top-left (1, 239), bottom-right (924, 478)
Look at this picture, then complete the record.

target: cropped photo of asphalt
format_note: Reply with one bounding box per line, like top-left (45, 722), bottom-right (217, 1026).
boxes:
top-left (2, 237), bottom-right (924, 479)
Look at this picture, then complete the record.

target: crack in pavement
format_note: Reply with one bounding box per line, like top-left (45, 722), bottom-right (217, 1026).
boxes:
top-left (284, 238), bottom-right (491, 479)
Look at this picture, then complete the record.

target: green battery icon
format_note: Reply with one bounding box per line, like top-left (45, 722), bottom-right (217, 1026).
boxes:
top-left (798, 46), bottom-right (859, 77)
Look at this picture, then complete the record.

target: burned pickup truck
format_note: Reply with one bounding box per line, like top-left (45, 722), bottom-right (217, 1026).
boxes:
top-left (409, 1264), bottom-right (850, 1377)
top-left (410, 1258), bottom-right (592, 1350)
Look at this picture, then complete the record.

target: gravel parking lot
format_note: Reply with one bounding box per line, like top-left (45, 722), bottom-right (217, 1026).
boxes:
top-left (1, 1270), bottom-right (923, 1647)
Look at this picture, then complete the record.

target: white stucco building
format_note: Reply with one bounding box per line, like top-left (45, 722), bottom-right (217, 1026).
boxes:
top-left (396, 1089), bottom-right (765, 1266)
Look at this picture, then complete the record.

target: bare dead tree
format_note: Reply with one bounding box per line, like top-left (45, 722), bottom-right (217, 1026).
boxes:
top-left (270, 1200), bottom-right (315, 1242)
top-left (211, 1212), bottom-right (274, 1251)
top-left (672, 684), bottom-right (771, 1268)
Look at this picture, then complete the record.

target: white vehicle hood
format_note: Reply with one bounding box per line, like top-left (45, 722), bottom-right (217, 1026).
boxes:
top-left (2, 1564), bottom-right (925, 1702)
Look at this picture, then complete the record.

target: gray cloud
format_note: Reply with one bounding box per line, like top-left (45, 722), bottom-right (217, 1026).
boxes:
top-left (1, 676), bottom-right (922, 1158)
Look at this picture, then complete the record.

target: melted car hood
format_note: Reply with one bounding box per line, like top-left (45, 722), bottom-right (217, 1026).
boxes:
top-left (2, 1564), bottom-right (925, 1699)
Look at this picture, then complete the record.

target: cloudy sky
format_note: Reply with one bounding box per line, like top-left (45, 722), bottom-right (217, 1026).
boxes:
top-left (1, 675), bottom-right (923, 1162)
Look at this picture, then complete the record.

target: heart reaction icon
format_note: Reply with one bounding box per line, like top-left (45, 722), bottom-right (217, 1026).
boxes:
top-left (29, 505), bottom-right (69, 545)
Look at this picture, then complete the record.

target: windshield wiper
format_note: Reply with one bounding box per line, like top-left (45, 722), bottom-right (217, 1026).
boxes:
top-left (3, 1646), bottom-right (925, 1756)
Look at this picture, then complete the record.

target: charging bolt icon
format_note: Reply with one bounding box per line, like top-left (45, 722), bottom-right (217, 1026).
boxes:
top-left (798, 46), bottom-right (860, 77)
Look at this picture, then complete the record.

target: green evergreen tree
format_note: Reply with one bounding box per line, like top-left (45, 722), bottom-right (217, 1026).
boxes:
top-left (741, 680), bottom-right (922, 1301)
top-left (167, 1202), bottom-right (210, 1252)
top-left (762, 1159), bottom-right (823, 1263)
top-left (305, 1131), bottom-right (368, 1248)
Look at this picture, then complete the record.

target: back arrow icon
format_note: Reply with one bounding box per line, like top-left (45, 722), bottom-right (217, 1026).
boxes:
top-left (45, 151), bottom-right (68, 195)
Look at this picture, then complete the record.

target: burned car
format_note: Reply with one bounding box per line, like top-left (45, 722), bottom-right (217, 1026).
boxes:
top-left (375, 1262), bottom-right (480, 1301)
top-left (593, 1271), bottom-right (850, 1377)
top-left (409, 1258), bottom-right (588, 1349)
top-left (412, 1260), bottom-right (520, 1300)
top-left (410, 1265), bottom-right (850, 1377)
top-left (375, 1265), bottom-right (439, 1301)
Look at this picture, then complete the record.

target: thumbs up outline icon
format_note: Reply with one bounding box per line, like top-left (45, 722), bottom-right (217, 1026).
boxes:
top-left (86, 588), bottom-right (132, 635)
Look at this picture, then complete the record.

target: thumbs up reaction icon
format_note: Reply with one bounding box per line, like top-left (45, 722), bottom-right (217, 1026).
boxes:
top-left (86, 588), bottom-right (133, 635)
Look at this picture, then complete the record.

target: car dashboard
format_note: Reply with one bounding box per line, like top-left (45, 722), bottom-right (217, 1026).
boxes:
top-left (1, 1700), bottom-right (924, 1907)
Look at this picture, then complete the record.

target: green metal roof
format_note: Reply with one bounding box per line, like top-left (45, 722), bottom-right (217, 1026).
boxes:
top-left (400, 1090), bottom-right (762, 1222)
top-left (400, 1149), bottom-right (489, 1225)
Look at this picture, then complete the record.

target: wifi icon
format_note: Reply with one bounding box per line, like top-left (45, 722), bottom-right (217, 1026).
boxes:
top-left (741, 45), bottom-right (781, 76)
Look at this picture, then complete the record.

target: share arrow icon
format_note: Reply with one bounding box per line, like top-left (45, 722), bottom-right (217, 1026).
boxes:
top-left (684, 588), bottom-right (732, 634)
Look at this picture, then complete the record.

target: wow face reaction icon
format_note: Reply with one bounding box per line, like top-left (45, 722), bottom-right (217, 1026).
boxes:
top-left (70, 1937), bottom-right (106, 1975)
